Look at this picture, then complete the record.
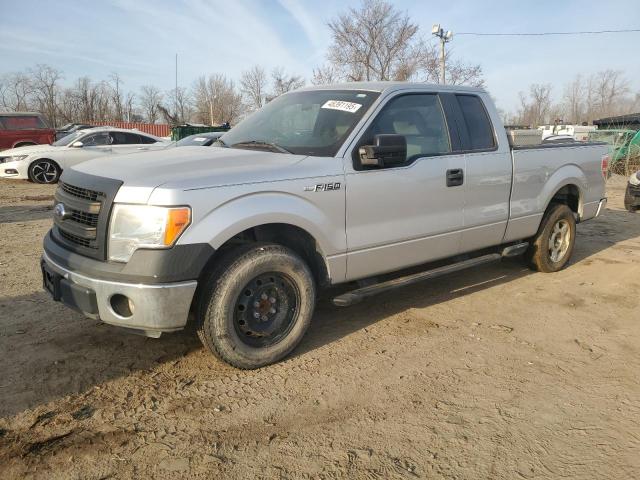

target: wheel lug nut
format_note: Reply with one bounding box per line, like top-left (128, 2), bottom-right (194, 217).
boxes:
top-left (269, 297), bottom-right (276, 303)
top-left (261, 293), bottom-right (268, 300)
top-left (253, 301), bottom-right (260, 308)
top-left (253, 312), bottom-right (260, 319)
top-left (261, 315), bottom-right (268, 321)
top-left (269, 308), bottom-right (276, 314)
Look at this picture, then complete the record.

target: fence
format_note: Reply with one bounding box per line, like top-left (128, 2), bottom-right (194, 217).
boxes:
top-left (88, 121), bottom-right (171, 138)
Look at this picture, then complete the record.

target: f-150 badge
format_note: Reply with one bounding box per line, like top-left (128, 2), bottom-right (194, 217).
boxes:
top-left (305, 182), bottom-right (341, 192)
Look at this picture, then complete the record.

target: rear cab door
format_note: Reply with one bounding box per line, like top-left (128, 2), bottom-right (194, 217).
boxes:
top-left (440, 92), bottom-right (512, 252)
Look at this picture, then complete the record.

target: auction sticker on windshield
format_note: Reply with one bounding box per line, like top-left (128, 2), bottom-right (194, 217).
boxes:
top-left (321, 100), bottom-right (362, 113)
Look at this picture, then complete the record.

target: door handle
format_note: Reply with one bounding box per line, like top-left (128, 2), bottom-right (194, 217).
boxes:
top-left (446, 168), bottom-right (464, 187)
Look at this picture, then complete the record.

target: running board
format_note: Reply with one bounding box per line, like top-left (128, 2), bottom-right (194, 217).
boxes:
top-left (501, 242), bottom-right (529, 257)
top-left (332, 253), bottom-right (501, 307)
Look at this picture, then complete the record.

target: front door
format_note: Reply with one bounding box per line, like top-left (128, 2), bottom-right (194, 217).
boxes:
top-left (344, 93), bottom-right (466, 281)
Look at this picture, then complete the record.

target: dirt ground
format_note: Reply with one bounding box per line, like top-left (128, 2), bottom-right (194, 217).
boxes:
top-left (0, 176), bottom-right (639, 479)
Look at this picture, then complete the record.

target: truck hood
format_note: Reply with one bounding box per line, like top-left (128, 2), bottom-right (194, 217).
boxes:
top-left (71, 146), bottom-right (308, 190)
top-left (0, 144), bottom-right (60, 156)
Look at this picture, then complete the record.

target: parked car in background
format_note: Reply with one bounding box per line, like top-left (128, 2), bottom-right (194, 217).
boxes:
top-left (0, 127), bottom-right (167, 183)
top-left (0, 112), bottom-right (55, 150)
top-left (625, 170), bottom-right (640, 212)
top-left (55, 123), bottom-right (95, 141)
top-left (170, 131), bottom-right (225, 147)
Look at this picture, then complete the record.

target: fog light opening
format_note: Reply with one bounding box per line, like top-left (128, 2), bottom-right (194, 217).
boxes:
top-left (110, 294), bottom-right (134, 318)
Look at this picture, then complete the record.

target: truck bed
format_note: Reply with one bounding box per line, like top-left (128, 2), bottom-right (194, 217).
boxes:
top-left (503, 141), bottom-right (608, 243)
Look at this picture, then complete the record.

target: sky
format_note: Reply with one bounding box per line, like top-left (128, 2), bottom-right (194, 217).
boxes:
top-left (0, 0), bottom-right (639, 114)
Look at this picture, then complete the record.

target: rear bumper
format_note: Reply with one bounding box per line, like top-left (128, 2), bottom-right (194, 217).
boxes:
top-left (42, 251), bottom-right (198, 336)
top-left (581, 197), bottom-right (607, 221)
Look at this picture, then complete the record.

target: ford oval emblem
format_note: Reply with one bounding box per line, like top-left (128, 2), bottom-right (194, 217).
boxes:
top-left (53, 203), bottom-right (68, 220)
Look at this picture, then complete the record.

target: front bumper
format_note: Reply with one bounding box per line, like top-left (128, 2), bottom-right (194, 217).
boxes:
top-left (0, 160), bottom-right (29, 179)
top-left (42, 251), bottom-right (198, 336)
top-left (625, 183), bottom-right (640, 212)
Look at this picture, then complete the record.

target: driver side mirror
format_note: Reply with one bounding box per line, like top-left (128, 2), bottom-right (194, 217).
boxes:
top-left (71, 141), bottom-right (84, 148)
top-left (359, 134), bottom-right (407, 168)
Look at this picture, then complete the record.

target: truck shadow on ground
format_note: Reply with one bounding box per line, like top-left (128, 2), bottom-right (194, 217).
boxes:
top-left (0, 208), bottom-right (638, 418)
top-left (0, 204), bottom-right (53, 224)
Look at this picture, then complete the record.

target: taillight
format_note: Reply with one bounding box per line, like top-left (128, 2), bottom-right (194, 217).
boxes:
top-left (601, 154), bottom-right (609, 179)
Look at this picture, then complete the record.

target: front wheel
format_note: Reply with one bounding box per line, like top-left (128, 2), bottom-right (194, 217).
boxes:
top-left (196, 244), bottom-right (316, 369)
top-left (525, 204), bottom-right (576, 272)
top-left (28, 160), bottom-right (60, 184)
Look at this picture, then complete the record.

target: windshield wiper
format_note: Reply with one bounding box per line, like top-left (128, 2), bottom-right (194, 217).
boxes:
top-left (213, 138), bottom-right (229, 148)
top-left (231, 140), bottom-right (292, 154)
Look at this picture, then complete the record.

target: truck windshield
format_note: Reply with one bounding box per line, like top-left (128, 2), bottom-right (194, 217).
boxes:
top-left (220, 90), bottom-right (380, 156)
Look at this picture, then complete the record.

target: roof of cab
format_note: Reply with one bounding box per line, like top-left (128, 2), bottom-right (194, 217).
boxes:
top-left (298, 81), bottom-right (485, 94)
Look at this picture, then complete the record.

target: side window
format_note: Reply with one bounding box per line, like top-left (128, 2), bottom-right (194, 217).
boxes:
top-left (111, 132), bottom-right (142, 144)
top-left (139, 135), bottom-right (157, 144)
top-left (82, 133), bottom-right (111, 146)
top-left (456, 95), bottom-right (495, 150)
top-left (357, 94), bottom-right (451, 167)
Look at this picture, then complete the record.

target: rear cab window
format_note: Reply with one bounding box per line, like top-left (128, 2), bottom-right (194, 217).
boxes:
top-left (455, 94), bottom-right (496, 151)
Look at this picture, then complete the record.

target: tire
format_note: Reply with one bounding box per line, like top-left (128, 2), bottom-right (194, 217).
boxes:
top-left (525, 204), bottom-right (576, 273)
top-left (196, 244), bottom-right (316, 369)
top-left (28, 159), bottom-right (60, 184)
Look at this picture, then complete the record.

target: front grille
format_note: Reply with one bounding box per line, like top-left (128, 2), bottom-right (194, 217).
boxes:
top-left (52, 173), bottom-right (122, 260)
top-left (70, 210), bottom-right (99, 227)
top-left (60, 182), bottom-right (103, 202)
top-left (54, 182), bottom-right (104, 252)
top-left (59, 229), bottom-right (93, 248)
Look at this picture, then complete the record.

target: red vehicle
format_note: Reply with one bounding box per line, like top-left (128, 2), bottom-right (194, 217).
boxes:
top-left (0, 112), bottom-right (55, 150)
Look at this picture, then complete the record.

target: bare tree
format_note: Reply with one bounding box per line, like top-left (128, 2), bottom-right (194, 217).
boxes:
top-left (270, 67), bottom-right (305, 98)
top-left (29, 65), bottom-right (63, 126)
top-left (0, 72), bottom-right (33, 111)
top-left (240, 65), bottom-right (268, 111)
top-left (321, 0), bottom-right (483, 87)
top-left (139, 85), bottom-right (163, 123)
top-left (167, 86), bottom-right (193, 123)
top-left (326, 0), bottom-right (419, 81)
top-left (311, 64), bottom-right (339, 85)
top-left (515, 84), bottom-right (554, 126)
top-left (108, 72), bottom-right (125, 121)
top-left (563, 75), bottom-right (584, 124)
top-left (193, 74), bottom-right (244, 125)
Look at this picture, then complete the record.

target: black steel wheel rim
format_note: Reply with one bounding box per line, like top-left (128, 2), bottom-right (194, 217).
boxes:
top-left (233, 272), bottom-right (300, 348)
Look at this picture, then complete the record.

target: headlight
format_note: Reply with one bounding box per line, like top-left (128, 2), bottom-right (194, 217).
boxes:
top-left (108, 204), bottom-right (191, 263)
top-left (8, 155), bottom-right (28, 162)
top-left (630, 172), bottom-right (640, 186)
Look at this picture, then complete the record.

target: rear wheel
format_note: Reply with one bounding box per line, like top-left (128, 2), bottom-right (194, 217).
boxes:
top-left (525, 204), bottom-right (576, 272)
top-left (196, 244), bottom-right (316, 369)
top-left (28, 160), bottom-right (60, 184)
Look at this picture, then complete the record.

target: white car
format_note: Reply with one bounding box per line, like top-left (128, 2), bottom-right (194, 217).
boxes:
top-left (0, 127), bottom-right (168, 183)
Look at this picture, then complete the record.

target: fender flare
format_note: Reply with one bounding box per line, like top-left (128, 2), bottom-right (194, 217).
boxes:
top-left (178, 191), bottom-right (344, 258)
top-left (537, 164), bottom-right (587, 217)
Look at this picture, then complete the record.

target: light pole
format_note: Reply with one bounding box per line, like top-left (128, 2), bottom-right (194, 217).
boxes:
top-left (432, 24), bottom-right (453, 84)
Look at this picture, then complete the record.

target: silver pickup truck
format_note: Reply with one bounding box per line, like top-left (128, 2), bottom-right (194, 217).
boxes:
top-left (41, 82), bottom-right (608, 368)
